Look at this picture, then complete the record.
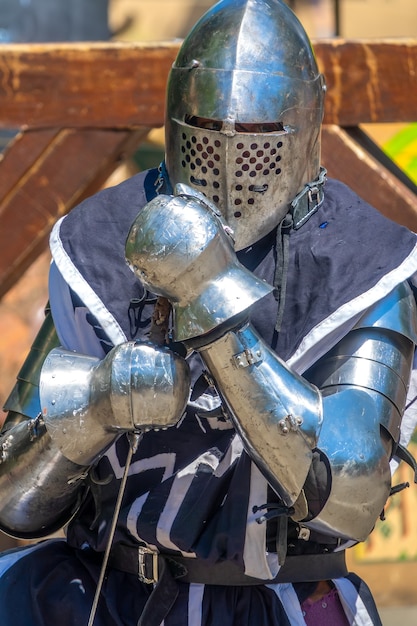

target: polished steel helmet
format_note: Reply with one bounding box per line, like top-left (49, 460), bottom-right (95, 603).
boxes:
top-left (165, 0), bottom-right (326, 250)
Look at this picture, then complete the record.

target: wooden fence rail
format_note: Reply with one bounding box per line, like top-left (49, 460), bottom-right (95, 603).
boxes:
top-left (0, 39), bottom-right (416, 299)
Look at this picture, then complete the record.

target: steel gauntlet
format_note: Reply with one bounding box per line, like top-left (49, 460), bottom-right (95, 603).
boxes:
top-left (41, 341), bottom-right (190, 466)
top-left (125, 185), bottom-right (273, 342)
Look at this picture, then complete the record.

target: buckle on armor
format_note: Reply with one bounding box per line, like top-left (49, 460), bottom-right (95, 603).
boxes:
top-left (291, 166), bottom-right (327, 230)
top-left (138, 546), bottom-right (159, 584)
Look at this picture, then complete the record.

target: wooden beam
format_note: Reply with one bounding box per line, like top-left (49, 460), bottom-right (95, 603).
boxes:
top-left (0, 127), bottom-right (149, 299)
top-left (321, 125), bottom-right (417, 231)
top-left (314, 39), bottom-right (417, 125)
top-left (0, 40), bottom-right (416, 129)
top-left (0, 42), bottom-right (177, 130)
top-left (0, 129), bottom-right (59, 195)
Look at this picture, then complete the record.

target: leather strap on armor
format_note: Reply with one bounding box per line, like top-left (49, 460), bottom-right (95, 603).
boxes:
top-left (108, 543), bottom-right (347, 586)
top-left (290, 166), bottom-right (327, 230)
top-left (105, 543), bottom-right (347, 626)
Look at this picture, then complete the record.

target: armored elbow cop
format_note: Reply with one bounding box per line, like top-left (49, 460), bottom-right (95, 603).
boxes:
top-left (303, 282), bottom-right (417, 540)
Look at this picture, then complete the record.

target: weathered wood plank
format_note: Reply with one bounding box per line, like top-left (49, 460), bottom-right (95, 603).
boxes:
top-left (0, 40), bottom-right (416, 128)
top-left (321, 124), bottom-right (417, 231)
top-left (0, 40), bottom-right (416, 298)
top-left (0, 127), bottom-right (149, 299)
top-left (314, 39), bottom-right (417, 125)
top-left (0, 42), bottom-right (176, 130)
top-left (0, 129), bottom-right (59, 196)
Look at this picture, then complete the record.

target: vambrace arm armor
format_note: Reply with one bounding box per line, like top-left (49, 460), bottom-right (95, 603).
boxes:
top-left (0, 312), bottom-right (190, 539)
top-left (126, 187), bottom-right (417, 543)
top-left (196, 324), bottom-right (322, 508)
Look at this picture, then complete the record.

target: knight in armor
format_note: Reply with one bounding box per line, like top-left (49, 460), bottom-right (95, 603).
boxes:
top-left (1, 1), bottom-right (417, 624)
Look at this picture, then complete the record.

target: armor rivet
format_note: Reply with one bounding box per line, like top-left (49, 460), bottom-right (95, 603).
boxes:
top-left (279, 420), bottom-right (289, 434)
top-left (51, 400), bottom-right (56, 405)
top-left (296, 417), bottom-right (303, 426)
top-left (298, 527), bottom-right (310, 541)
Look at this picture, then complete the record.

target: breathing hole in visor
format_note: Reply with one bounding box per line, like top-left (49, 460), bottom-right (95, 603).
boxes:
top-left (179, 120), bottom-right (285, 216)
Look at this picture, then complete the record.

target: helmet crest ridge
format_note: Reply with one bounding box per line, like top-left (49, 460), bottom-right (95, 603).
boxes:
top-left (165, 0), bottom-right (326, 249)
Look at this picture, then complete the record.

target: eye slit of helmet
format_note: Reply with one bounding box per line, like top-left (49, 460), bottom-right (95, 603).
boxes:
top-left (234, 122), bottom-right (285, 133)
top-left (185, 115), bottom-right (223, 131)
top-left (185, 115), bottom-right (285, 134)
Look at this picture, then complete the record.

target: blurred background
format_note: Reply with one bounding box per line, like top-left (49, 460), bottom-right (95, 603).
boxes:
top-left (0, 1), bottom-right (417, 622)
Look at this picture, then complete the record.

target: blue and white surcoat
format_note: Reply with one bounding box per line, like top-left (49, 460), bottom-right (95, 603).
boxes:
top-left (1, 170), bottom-right (417, 625)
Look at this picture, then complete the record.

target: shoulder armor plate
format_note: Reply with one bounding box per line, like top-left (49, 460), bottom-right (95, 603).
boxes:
top-left (354, 281), bottom-right (417, 344)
